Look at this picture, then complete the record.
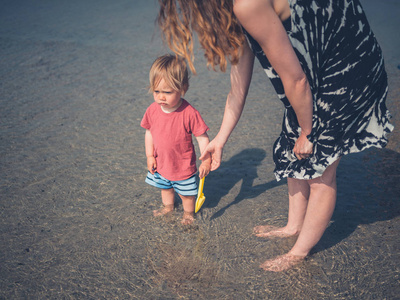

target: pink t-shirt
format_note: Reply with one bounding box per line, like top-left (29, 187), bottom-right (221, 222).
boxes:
top-left (141, 99), bottom-right (209, 181)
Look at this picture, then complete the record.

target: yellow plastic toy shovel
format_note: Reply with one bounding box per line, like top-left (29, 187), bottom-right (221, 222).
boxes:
top-left (195, 177), bottom-right (206, 213)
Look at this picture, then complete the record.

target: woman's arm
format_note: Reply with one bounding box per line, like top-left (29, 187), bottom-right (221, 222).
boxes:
top-left (234, 0), bottom-right (313, 159)
top-left (200, 42), bottom-right (255, 170)
top-left (145, 129), bottom-right (157, 174)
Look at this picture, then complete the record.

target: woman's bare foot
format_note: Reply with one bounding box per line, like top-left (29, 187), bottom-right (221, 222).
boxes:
top-left (181, 211), bottom-right (194, 225)
top-left (253, 225), bottom-right (299, 238)
top-left (260, 253), bottom-right (306, 272)
top-left (153, 204), bottom-right (174, 217)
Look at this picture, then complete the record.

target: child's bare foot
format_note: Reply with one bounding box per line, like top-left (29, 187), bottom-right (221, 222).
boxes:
top-left (253, 225), bottom-right (299, 238)
top-left (260, 253), bottom-right (306, 272)
top-left (181, 211), bottom-right (194, 225)
top-left (153, 204), bottom-right (174, 217)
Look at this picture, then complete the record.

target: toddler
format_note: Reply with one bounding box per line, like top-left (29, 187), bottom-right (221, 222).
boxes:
top-left (141, 54), bottom-right (211, 225)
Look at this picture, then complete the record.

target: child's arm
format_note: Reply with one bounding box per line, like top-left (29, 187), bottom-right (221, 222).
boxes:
top-left (145, 130), bottom-right (156, 174)
top-left (195, 133), bottom-right (211, 179)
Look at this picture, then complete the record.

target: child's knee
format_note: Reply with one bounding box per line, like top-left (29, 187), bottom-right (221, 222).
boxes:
top-left (179, 194), bottom-right (195, 202)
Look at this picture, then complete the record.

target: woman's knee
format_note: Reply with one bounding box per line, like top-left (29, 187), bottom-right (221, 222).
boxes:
top-left (310, 159), bottom-right (340, 187)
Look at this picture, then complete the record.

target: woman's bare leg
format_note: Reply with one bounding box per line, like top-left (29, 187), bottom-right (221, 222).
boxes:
top-left (290, 160), bottom-right (339, 256)
top-left (260, 159), bottom-right (340, 271)
top-left (153, 188), bottom-right (175, 216)
top-left (254, 177), bottom-right (309, 238)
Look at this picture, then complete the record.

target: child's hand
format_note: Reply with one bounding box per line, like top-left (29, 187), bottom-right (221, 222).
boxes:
top-left (198, 160), bottom-right (211, 179)
top-left (147, 156), bottom-right (157, 174)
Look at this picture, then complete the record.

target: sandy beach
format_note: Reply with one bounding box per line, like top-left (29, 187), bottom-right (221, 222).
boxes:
top-left (1, 0), bottom-right (399, 298)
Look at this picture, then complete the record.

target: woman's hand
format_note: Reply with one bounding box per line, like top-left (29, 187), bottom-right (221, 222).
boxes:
top-left (293, 132), bottom-right (313, 160)
top-left (199, 139), bottom-right (224, 171)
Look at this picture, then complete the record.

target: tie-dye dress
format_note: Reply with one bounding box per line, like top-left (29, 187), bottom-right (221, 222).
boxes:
top-left (244, 0), bottom-right (394, 181)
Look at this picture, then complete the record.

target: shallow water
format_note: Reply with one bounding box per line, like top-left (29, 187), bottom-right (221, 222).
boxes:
top-left (139, 148), bottom-right (400, 299)
top-left (0, 0), bottom-right (399, 299)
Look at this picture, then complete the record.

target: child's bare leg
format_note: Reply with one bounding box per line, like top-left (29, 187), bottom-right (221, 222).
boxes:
top-left (261, 159), bottom-right (340, 272)
top-left (153, 188), bottom-right (175, 217)
top-left (179, 194), bottom-right (195, 225)
top-left (254, 178), bottom-right (309, 238)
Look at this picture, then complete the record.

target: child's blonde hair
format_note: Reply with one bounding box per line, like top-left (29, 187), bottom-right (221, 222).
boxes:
top-left (149, 54), bottom-right (189, 94)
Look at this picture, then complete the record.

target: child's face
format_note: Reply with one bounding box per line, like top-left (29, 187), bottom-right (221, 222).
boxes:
top-left (153, 78), bottom-right (183, 113)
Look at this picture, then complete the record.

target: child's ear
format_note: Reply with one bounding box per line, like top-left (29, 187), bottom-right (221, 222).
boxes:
top-left (181, 83), bottom-right (188, 96)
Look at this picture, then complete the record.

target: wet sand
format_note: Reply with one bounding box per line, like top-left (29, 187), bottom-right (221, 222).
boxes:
top-left (0, 0), bottom-right (399, 299)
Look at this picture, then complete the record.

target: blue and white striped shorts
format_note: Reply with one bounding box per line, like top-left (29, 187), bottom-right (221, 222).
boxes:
top-left (145, 172), bottom-right (198, 196)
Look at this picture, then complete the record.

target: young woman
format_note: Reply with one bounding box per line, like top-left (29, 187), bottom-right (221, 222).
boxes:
top-left (156, 0), bottom-right (393, 271)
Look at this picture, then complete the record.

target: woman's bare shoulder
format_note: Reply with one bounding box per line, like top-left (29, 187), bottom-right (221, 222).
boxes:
top-left (234, 0), bottom-right (289, 22)
top-left (233, 0), bottom-right (273, 18)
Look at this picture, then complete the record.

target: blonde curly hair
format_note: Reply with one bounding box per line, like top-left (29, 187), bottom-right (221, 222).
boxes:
top-left (157, 0), bottom-right (246, 73)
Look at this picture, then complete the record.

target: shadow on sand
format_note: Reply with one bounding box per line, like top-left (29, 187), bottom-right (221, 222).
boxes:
top-left (201, 147), bottom-right (399, 253)
top-left (202, 148), bottom-right (286, 220)
top-left (314, 148), bottom-right (400, 254)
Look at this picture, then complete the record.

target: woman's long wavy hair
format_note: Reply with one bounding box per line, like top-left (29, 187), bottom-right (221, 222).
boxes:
top-left (157, 0), bottom-right (245, 73)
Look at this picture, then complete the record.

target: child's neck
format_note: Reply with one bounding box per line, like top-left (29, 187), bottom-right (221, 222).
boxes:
top-left (161, 98), bottom-right (183, 113)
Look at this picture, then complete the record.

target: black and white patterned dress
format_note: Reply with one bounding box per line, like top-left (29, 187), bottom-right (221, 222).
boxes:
top-left (244, 0), bottom-right (394, 181)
